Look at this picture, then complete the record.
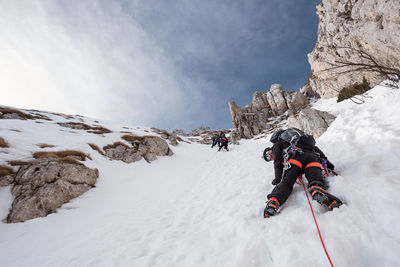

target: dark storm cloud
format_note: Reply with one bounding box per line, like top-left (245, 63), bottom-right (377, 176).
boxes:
top-left (0, 0), bottom-right (320, 131)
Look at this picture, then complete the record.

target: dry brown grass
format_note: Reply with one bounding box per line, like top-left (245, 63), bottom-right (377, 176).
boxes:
top-left (38, 143), bottom-right (55, 149)
top-left (59, 157), bottom-right (84, 165)
top-left (88, 143), bottom-right (105, 156)
top-left (120, 131), bottom-right (133, 134)
top-left (87, 126), bottom-right (112, 135)
top-left (0, 137), bottom-right (9, 148)
top-left (103, 142), bottom-right (130, 150)
top-left (30, 113), bottom-right (52, 121)
top-left (7, 160), bottom-right (31, 166)
top-left (121, 135), bottom-right (144, 143)
top-left (0, 107), bottom-right (51, 121)
top-left (57, 122), bottom-right (112, 135)
top-left (33, 150), bottom-right (91, 161)
top-left (0, 107), bottom-right (34, 120)
top-left (0, 165), bottom-right (14, 177)
top-left (57, 122), bottom-right (92, 130)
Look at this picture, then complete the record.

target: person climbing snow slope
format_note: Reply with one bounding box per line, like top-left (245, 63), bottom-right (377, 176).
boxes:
top-left (218, 132), bottom-right (229, 152)
top-left (263, 133), bottom-right (343, 218)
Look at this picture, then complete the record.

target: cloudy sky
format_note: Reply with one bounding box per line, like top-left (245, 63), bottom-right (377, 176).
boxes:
top-left (0, 0), bottom-right (321, 131)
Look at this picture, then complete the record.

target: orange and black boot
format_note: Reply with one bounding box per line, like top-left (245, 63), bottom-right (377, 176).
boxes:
top-left (308, 185), bottom-right (343, 210)
top-left (264, 197), bottom-right (280, 218)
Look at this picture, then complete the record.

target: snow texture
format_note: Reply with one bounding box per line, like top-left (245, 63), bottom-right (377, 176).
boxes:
top-left (0, 84), bottom-right (400, 266)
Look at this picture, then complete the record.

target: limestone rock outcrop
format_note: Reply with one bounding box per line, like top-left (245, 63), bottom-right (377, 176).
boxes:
top-left (7, 158), bottom-right (99, 223)
top-left (103, 136), bottom-right (173, 163)
top-left (229, 84), bottom-right (309, 139)
top-left (191, 127), bottom-right (211, 136)
top-left (151, 128), bottom-right (179, 146)
top-left (287, 108), bottom-right (336, 137)
top-left (308, 0), bottom-right (400, 98)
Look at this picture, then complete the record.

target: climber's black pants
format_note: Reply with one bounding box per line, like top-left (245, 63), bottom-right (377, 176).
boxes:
top-left (267, 150), bottom-right (324, 204)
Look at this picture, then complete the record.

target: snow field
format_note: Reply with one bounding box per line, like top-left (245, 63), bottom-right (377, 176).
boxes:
top-left (0, 85), bottom-right (400, 266)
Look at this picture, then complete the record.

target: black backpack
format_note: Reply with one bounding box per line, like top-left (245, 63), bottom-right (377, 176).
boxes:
top-left (270, 128), bottom-right (306, 146)
top-left (270, 129), bottom-right (285, 143)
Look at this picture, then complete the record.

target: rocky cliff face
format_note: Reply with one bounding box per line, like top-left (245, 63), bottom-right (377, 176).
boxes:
top-left (308, 0), bottom-right (400, 98)
top-left (229, 84), bottom-right (309, 139)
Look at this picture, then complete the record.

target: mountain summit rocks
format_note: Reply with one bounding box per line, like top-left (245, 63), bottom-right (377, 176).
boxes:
top-left (229, 84), bottom-right (309, 139)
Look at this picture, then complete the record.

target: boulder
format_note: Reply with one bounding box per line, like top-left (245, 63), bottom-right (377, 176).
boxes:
top-left (7, 158), bottom-right (99, 223)
top-left (103, 136), bottom-right (173, 163)
top-left (287, 108), bottom-right (336, 137)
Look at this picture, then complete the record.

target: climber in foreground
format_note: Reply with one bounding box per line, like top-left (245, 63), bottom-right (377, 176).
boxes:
top-left (264, 128), bottom-right (336, 186)
top-left (211, 134), bottom-right (220, 148)
top-left (218, 132), bottom-right (229, 152)
top-left (263, 131), bottom-right (342, 218)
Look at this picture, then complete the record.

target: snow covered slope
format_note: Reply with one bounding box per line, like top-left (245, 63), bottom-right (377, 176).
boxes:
top-left (1, 85), bottom-right (400, 266)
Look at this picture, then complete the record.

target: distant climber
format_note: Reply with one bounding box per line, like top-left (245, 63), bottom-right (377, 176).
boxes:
top-left (211, 135), bottom-right (220, 148)
top-left (218, 132), bottom-right (229, 152)
top-left (263, 129), bottom-right (342, 217)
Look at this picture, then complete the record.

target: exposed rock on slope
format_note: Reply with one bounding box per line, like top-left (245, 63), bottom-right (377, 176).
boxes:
top-left (229, 84), bottom-right (309, 139)
top-left (308, 0), bottom-right (400, 98)
top-left (103, 136), bottom-right (173, 163)
top-left (7, 158), bottom-right (99, 223)
top-left (287, 108), bottom-right (336, 137)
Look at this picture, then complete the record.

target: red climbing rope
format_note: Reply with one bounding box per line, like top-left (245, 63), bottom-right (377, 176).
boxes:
top-left (298, 175), bottom-right (334, 267)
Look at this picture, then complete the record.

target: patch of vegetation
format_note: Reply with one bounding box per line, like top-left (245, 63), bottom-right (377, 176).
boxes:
top-left (57, 122), bottom-right (112, 135)
top-left (59, 156), bottom-right (84, 165)
top-left (33, 150), bottom-right (91, 161)
top-left (0, 137), bottom-right (9, 148)
top-left (121, 135), bottom-right (144, 143)
top-left (0, 107), bottom-right (34, 120)
top-left (337, 77), bottom-right (371, 102)
top-left (0, 165), bottom-right (14, 177)
top-left (87, 126), bottom-right (112, 135)
top-left (7, 160), bottom-right (31, 166)
top-left (103, 142), bottom-right (130, 150)
top-left (120, 131), bottom-right (133, 134)
top-left (88, 143), bottom-right (105, 156)
top-left (0, 107), bottom-right (51, 121)
top-left (38, 143), bottom-right (55, 149)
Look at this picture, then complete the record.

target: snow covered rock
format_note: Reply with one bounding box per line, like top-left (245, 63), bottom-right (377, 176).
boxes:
top-left (7, 158), bottom-right (99, 223)
top-left (287, 107), bottom-right (336, 137)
